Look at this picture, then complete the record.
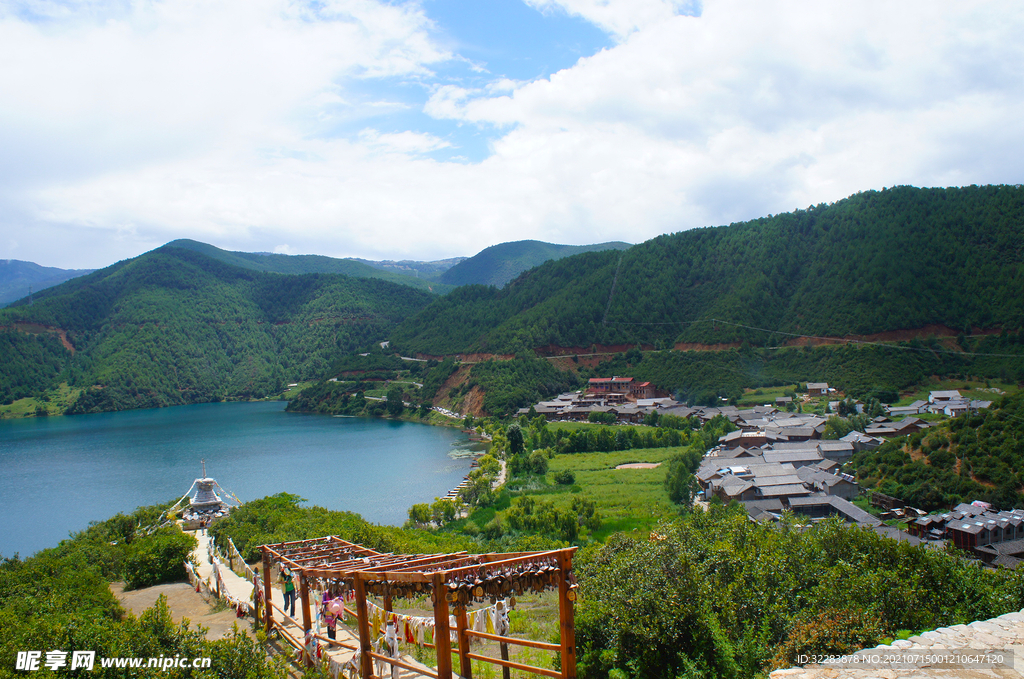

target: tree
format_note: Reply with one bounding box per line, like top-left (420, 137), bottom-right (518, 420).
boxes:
top-left (664, 447), bottom-right (702, 506)
top-left (554, 470), bottom-right (576, 485)
top-left (386, 387), bottom-right (404, 416)
top-left (407, 503), bottom-right (431, 526)
top-left (430, 498), bottom-right (457, 526)
top-left (507, 423), bottom-right (525, 457)
top-left (528, 449), bottom-right (549, 474)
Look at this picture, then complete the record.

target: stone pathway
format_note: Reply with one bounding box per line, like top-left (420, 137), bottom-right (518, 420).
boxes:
top-left (190, 531), bottom-right (440, 677)
top-left (770, 610), bottom-right (1024, 679)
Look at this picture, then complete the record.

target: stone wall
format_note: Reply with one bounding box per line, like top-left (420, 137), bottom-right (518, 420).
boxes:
top-left (770, 609), bottom-right (1024, 679)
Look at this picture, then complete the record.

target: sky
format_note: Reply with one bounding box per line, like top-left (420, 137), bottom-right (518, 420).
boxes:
top-left (1, 0), bottom-right (1023, 269)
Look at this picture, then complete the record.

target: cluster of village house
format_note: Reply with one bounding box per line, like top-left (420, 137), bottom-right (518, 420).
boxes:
top-left (906, 502), bottom-right (1024, 569)
top-left (519, 378), bottom-right (1015, 566)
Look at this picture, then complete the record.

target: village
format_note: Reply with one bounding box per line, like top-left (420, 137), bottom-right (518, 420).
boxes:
top-left (517, 376), bottom-right (1022, 569)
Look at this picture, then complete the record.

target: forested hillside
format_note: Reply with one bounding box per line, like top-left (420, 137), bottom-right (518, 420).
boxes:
top-left (593, 334), bottom-right (1024, 404)
top-left (850, 391), bottom-right (1024, 511)
top-left (0, 259), bottom-right (93, 306)
top-left (0, 246), bottom-right (433, 413)
top-left (392, 186), bottom-right (1024, 355)
top-left (438, 239), bottom-right (631, 288)
top-left (165, 239), bottom-right (451, 293)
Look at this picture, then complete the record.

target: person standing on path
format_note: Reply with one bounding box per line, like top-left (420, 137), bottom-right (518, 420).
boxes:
top-left (252, 567), bottom-right (263, 623)
top-left (281, 568), bottom-right (296, 618)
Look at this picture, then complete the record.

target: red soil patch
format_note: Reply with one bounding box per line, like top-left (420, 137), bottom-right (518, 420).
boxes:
top-left (462, 385), bottom-right (486, 417)
top-left (674, 341), bottom-right (742, 351)
top-left (784, 324), bottom-right (1002, 347)
top-left (533, 343), bottom-right (654, 357)
top-left (459, 353), bottom-right (514, 363)
top-left (6, 323), bottom-right (76, 354)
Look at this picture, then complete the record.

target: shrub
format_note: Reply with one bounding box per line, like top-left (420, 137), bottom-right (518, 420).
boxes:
top-left (528, 450), bottom-right (549, 474)
top-left (770, 608), bottom-right (887, 670)
top-left (554, 470), bottom-right (576, 485)
top-left (123, 529), bottom-right (196, 590)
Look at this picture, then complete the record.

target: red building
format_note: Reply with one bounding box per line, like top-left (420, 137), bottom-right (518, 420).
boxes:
top-left (587, 376), bottom-right (657, 401)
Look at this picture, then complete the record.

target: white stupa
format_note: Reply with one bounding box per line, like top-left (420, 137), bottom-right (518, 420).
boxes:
top-left (182, 461), bottom-right (232, 521)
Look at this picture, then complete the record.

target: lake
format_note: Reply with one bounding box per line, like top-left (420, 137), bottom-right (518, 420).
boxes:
top-left (0, 402), bottom-right (479, 557)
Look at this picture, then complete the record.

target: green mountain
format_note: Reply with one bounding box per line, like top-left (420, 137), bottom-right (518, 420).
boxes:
top-left (0, 259), bottom-right (94, 306)
top-left (165, 239), bottom-right (453, 293)
top-left (0, 245), bottom-right (434, 412)
top-left (391, 186), bottom-right (1024, 355)
top-left (438, 240), bottom-right (632, 288)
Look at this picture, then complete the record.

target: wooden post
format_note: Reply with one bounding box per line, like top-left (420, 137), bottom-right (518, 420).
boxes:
top-left (262, 549), bottom-right (274, 635)
top-left (354, 576), bottom-right (372, 679)
top-left (500, 643), bottom-right (511, 679)
top-left (455, 605), bottom-right (472, 679)
top-left (432, 575), bottom-right (453, 679)
top-left (300, 572), bottom-right (313, 666)
top-left (496, 600), bottom-right (510, 679)
top-left (557, 551), bottom-right (577, 679)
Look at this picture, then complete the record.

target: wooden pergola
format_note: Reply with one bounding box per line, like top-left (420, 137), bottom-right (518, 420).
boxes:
top-left (260, 536), bottom-right (578, 679)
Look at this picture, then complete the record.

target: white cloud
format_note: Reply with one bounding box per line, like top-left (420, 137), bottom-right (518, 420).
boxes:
top-left (525, 0), bottom-right (700, 40)
top-left (359, 129), bottom-right (452, 154)
top-left (2, 0), bottom-right (1023, 268)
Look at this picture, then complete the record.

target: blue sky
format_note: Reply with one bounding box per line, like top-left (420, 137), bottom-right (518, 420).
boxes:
top-left (1, 0), bottom-right (1022, 268)
top-left (320, 0), bottom-right (613, 163)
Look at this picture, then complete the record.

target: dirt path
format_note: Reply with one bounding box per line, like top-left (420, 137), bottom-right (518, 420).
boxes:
top-left (110, 581), bottom-right (253, 640)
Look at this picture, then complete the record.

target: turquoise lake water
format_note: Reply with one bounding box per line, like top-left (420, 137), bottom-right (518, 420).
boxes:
top-left (0, 402), bottom-right (478, 557)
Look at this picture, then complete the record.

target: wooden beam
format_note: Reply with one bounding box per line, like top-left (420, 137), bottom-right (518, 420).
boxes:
top-left (366, 651), bottom-right (439, 679)
top-left (439, 548), bottom-right (574, 580)
top-left (432, 574), bottom-right (453, 679)
top-left (455, 605), bottom-right (472, 679)
top-left (354, 576), bottom-right (372, 679)
top-left (464, 652), bottom-right (562, 679)
top-left (299, 572), bottom-right (313, 666)
top-left (351, 570), bottom-right (432, 584)
top-left (311, 632), bottom-right (357, 651)
top-left (262, 548), bottom-right (274, 635)
top-left (557, 551), bottom-right (577, 679)
top-left (464, 630), bottom-right (560, 651)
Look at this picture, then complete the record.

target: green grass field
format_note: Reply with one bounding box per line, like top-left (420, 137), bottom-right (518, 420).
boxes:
top-left (463, 447), bottom-right (684, 542)
top-left (549, 448), bottom-right (682, 539)
top-left (0, 383), bottom-right (82, 419)
top-left (737, 384), bottom-right (799, 406)
top-left (280, 380), bottom-right (318, 399)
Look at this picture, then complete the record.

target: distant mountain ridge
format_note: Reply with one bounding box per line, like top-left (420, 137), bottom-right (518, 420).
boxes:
top-left (0, 260), bottom-right (94, 306)
top-left (164, 239), bottom-right (453, 293)
top-left (438, 240), bottom-right (633, 288)
top-left (348, 256), bottom-right (467, 281)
